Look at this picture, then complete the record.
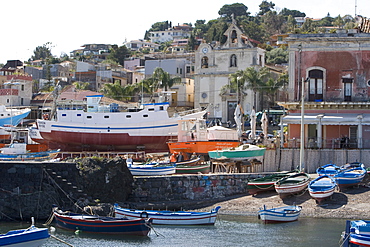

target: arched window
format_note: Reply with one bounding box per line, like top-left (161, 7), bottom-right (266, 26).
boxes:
top-left (201, 56), bottom-right (208, 68)
top-left (231, 30), bottom-right (237, 43)
top-left (230, 54), bottom-right (237, 67)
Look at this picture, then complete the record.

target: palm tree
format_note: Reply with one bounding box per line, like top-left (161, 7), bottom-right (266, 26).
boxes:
top-left (152, 67), bottom-right (182, 102)
top-left (243, 66), bottom-right (269, 109)
top-left (100, 81), bottom-right (125, 101)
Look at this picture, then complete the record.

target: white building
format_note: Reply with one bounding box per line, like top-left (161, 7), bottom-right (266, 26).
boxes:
top-left (194, 18), bottom-right (265, 124)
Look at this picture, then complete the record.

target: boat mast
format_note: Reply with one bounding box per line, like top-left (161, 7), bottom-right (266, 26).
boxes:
top-left (300, 77), bottom-right (309, 172)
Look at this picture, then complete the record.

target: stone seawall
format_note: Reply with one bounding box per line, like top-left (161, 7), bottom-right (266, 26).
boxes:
top-left (129, 174), bottom-right (259, 203)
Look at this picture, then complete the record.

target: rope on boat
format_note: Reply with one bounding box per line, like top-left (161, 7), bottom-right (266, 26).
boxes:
top-left (146, 223), bottom-right (164, 237)
top-left (43, 168), bottom-right (87, 214)
top-left (50, 234), bottom-right (74, 247)
top-left (339, 231), bottom-right (350, 247)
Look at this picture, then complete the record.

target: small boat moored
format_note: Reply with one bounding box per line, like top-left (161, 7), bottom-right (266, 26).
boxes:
top-left (258, 205), bottom-right (302, 223)
top-left (0, 217), bottom-right (50, 247)
top-left (341, 220), bottom-right (370, 247)
top-left (308, 175), bottom-right (337, 204)
top-left (114, 204), bottom-right (221, 225)
top-left (53, 208), bottom-right (151, 236)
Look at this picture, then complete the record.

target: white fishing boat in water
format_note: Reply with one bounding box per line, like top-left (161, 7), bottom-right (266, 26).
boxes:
top-left (35, 95), bottom-right (206, 152)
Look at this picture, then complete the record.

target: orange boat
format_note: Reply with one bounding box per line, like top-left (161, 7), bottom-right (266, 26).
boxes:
top-left (167, 119), bottom-right (240, 155)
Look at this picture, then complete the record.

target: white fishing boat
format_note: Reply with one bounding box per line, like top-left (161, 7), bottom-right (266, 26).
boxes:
top-left (308, 175), bottom-right (337, 203)
top-left (128, 164), bottom-right (176, 176)
top-left (0, 142), bottom-right (59, 161)
top-left (114, 204), bottom-right (221, 225)
top-left (258, 205), bottom-right (302, 223)
top-left (35, 95), bottom-right (206, 152)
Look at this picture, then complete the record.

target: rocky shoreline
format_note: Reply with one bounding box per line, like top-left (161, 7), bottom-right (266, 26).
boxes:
top-left (118, 174), bottom-right (370, 220)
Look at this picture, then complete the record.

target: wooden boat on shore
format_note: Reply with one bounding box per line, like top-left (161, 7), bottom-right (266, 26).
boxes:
top-left (258, 205), bottom-right (302, 223)
top-left (128, 165), bottom-right (176, 176)
top-left (247, 171), bottom-right (297, 195)
top-left (308, 175), bottom-right (337, 203)
top-left (274, 173), bottom-right (311, 198)
top-left (53, 208), bottom-right (151, 236)
top-left (114, 204), bottom-right (221, 225)
top-left (0, 217), bottom-right (50, 247)
top-left (175, 162), bottom-right (211, 174)
top-left (316, 163), bottom-right (340, 177)
top-left (335, 162), bottom-right (366, 189)
top-left (208, 144), bottom-right (266, 161)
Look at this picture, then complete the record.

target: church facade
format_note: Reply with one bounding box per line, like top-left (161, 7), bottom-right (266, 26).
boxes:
top-left (194, 19), bottom-right (265, 124)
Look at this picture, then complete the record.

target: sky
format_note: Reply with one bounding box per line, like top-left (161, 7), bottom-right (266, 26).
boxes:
top-left (1, 0), bottom-right (369, 64)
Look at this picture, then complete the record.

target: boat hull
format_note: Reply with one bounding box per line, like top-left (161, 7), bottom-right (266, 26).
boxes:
top-left (335, 166), bottom-right (366, 189)
top-left (168, 141), bottom-right (240, 155)
top-left (308, 175), bottom-right (336, 203)
top-left (350, 234), bottom-right (370, 246)
top-left (114, 205), bottom-right (221, 225)
top-left (175, 163), bottom-right (210, 174)
top-left (258, 205), bottom-right (302, 223)
top-left (274, 173), bottom-right (311, 198)
top-left (128, 166), bottom-right (176, 176)
top-left (53, 212), bottom-right (150, 236)
top-left (247, 172), bottom-right (296, 195)
top-left (36, 106), bottom-right (206, 152)
top-left (0, 227), bottom-right (49, 247)
top-left (208, 144), bottom-right (266, 161)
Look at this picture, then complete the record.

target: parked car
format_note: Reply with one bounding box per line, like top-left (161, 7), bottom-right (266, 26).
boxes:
top-left (242, 130), bottom-right (274, 139)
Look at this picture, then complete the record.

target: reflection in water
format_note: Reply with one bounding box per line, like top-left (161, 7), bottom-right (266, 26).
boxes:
top-left (0, 215), bottom-right (346, 247)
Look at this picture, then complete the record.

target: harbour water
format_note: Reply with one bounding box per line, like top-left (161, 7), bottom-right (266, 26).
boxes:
top-left (0, 215), bottom-right (348, 247)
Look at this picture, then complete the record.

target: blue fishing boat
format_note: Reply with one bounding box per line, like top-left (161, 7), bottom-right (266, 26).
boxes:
top-left (308, 175), bottom-right (337, 204)
top-left (258, 205), bottom-right (302, 223)
top-left (53, 209), bottom-right (151, 236)
top-left (334, 162), bottom-right (366, 189)
top-left (114, 204), bottom-right (221, 225)
top-left (0, 217), bottom-right (50, 247)
top-left (316, 163), bottom-right (340, 177)
top-left (0, 106), bottom-right (31, 127)
top-left (341, 220), bottom-right (370, 246)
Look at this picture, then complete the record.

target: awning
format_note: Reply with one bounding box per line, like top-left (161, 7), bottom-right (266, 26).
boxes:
top-left (282, 113), bottom-right (369, 125)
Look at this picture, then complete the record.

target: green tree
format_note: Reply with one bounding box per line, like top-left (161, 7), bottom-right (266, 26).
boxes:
top-left (258, 1), bottom-right (275, 16)
top-left (287, 15), bottom-right (297, 32)
top-left (243, 66), bottom-right (269, 108)
top-left (73, 81), bottom-right (90, 90)
top-left (107, 45), bottom-right (131, 66)
top-left (31, 42), bottom-right (53, 61)
top-left (266, 47), bottom-right (288, 64)
top-left (262, 11), bottom-right (286, 36)
top-left (301, 18), bottom-right (316, 33)
top-left (280, 8), bottom-right (306, 18)
top-left (100, 81), bottom-right (126, 101)
top-left (333, 15), bottom-right (344, 28)
top-left (240, 20), bottom-right (266, 43)
top-left (218, 3), bottom-right (249, 19)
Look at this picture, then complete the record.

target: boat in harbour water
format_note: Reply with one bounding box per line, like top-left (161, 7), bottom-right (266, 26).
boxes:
top-left (0, 217), bottom-right (50, 247)
top-left (342, 220), bottom-right (370, 247)
top-left (35, 95), bottom-right (206, 152)
top-left (53, 208), bottom-right (151, 236)
top-left (208, 144), bottom-right (266, 161)
top-left (258, 205), bottom-right (302, 223)
top-left (114, 204), bottom-right (221, 225)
